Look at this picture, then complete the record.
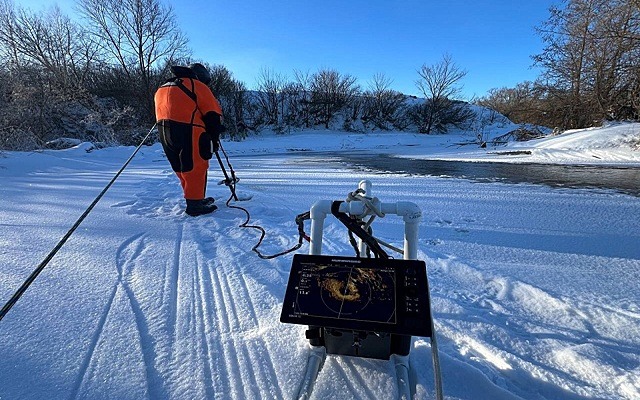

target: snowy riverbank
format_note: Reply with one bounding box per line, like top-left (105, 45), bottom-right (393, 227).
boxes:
top-left (223, 121), bottom-right (640, 167)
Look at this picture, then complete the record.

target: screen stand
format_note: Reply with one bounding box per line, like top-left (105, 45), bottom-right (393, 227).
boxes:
top-left (306, 324), bottom-right (413, 361)
top-left (290, 180), bottom-right (443, 400)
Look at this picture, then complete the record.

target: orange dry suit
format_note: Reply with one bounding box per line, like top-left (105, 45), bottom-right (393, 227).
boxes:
top-left (154, 69), bottom-right (224, 200)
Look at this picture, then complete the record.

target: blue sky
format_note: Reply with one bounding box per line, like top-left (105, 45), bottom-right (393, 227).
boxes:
top-left (21, 0), bottom-right (558, 99)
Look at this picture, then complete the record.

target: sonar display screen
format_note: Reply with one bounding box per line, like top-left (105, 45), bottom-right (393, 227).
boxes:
top-left (281, 254), bottom-right (432, 336)
top-left (293, 259), bottom-right (397, 325)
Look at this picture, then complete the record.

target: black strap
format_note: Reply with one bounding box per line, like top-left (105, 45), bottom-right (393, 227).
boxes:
top-left (167, 77), bottom-right (199, 126)
top-left (330, 201), bottom-right (389, 259)
top-left (173, 78), bottom-right (197, 102)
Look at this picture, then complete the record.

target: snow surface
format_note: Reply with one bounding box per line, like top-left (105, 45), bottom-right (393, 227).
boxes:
top-left (1, 123), bottom-right (639, 400)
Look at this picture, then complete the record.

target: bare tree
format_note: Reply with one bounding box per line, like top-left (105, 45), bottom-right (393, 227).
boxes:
top-left (476, 81), bottom-right (549, 124)
top-left (0, 2), bottom-right (113, 149)
top-left (417, 54), bottom-right (466, 100)
top-left (414, 54), bottom-right (470, 134)
top-left (77, 0), bottom-right (188, 118)
top-left (292, 69), bottom-right (313, 128)
top-left (229, 80), bottom-right (254, 138)
top-left (532, 0), bottom-right (640, 128)
top-left (0, 2), bottom-right (98, 87)
top-left (209, 64), bottom-right (237, 98)
top-left (590, 0), bottom-right (640, 120)
top-left (362, 73), bottom-right (408, 130)
top-left (207, 64), bottom-right (252, 138)
top-left (255, 68), bottom-right (286, 127)
top-left (309, 68), bottom-right (360, 128)
top-left (533, 0), bottom-right (604, 128)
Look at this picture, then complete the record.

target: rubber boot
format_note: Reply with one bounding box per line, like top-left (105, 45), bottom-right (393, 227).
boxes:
top-left (185, 199), bottom-right (218, 216)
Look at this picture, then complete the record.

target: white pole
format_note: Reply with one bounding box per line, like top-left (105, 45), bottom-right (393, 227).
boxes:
top-left (300, 201), bottom-right (330, 399)
top-left (358, 179), bottom-right (372, 194)
top-left (296, 346), bottom-right (326, 399)
top-left (357, 180), bottom-right (372, 255)
top-left (309, 200), bottom-right (331, 255)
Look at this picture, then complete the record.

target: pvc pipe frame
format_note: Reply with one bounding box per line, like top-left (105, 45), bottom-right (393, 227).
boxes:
top-left (309, 200), bottom-right (422, 259)
top-left (297, 180), bottom-right (427, 400)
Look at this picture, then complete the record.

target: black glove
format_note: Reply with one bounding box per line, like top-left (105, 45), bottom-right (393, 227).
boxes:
top-left (203, 111), bottom-right (225, 136)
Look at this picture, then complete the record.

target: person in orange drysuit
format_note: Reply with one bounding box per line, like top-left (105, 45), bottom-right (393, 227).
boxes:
top-left (154, 63), bottom-right (225, 216)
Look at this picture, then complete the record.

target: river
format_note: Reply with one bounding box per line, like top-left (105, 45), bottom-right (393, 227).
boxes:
top-left (334, 154), bottom-right (640, 197)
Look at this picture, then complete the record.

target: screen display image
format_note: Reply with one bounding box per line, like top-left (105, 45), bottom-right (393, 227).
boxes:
top-left (281, 254), bottom-right (432, 337)
top-left (294, 261), bottom-right (396, 325)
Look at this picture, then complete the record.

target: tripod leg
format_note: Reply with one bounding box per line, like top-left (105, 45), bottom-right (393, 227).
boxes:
top-left (218, 143), bottom-right (240, 185)
top-left (214, 151), bottom-right (239, 201)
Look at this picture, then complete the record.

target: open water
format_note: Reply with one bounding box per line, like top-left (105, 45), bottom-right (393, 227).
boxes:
top-left (337, 154), bottom-right (640, 197)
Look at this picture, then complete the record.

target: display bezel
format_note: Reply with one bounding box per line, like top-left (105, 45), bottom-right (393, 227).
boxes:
top-left (280, 254), bottom-right (432, 337)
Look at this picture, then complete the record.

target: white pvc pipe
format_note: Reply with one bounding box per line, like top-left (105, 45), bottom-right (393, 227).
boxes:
top-left (309, 200), bottom-right (331, 255)
top-left (358, 179), bottom-right (372, 195)
top-left (309, 199), bottom-right (422, 260)
top-left (296, 346), bottom-right (327, 399)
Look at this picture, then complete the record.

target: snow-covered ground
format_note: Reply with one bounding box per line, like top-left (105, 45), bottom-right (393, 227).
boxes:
top-left (427, 122), bottom-right (640, 165)
top-left (0, 123), bottom-right (639, 400)
top-left (228, 121), bottom-right (640, 167)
